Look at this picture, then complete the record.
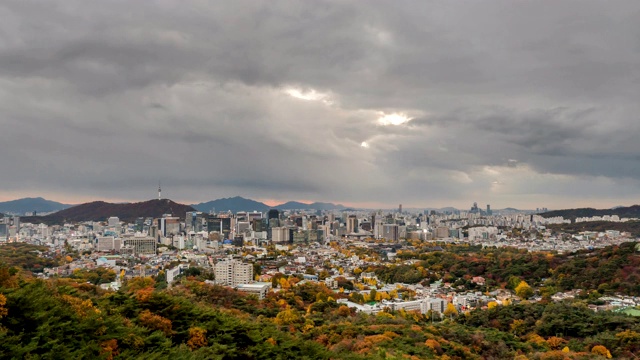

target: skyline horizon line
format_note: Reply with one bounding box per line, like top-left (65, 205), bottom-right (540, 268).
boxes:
top-left (0, 193), bottom-right (635, 212)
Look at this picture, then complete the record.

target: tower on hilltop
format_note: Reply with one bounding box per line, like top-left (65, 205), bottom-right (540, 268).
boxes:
top-left (158, 181), bottom-right (162, 200)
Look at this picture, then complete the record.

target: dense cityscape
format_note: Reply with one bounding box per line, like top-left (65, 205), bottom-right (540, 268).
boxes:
top-left (1, 195), bottom-right (640, 358)
top-left (3, 0), bottom-right (640, 359)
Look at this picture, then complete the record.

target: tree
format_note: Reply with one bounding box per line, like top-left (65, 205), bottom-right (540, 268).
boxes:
top-left (369, 289), bottom-right (377, 303)
top-left (253, 263), bottom-right (262, 276)
top-left (507, 276), bottom-right (522, 290)
top-left (187, 327), bottom-right (208, 350)
top-left (318, 270), bottom-right (329, 280)
top-left (275, 308), bottom-right (301, 326)
top-left (444, 303), bottom-right (458, 318)
top-left (591, 345), bottom-right (612, 358)
top-left (510, 319), bottom-right (526, 336)
top-left (337, 305), bottom-right (351, 317)
top-left (546, 336), bottom-right (566, 350)
top-left (515, 281), bottom-right (534, 300)
top-left (139, 310), bottom-right (173, 336)
top-left (0, 293), bottom-right (8, 318)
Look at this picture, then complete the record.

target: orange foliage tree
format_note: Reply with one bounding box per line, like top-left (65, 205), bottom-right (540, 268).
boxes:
top-left (187, 327), bottom-right (208, 350)
top-left (591, 345), bottom-right (612, 358)
top-left (138, 310), bottom-right (173, 336)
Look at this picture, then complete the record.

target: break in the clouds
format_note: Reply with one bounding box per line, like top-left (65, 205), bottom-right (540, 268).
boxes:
top-left (1, 0), bottom-right (640, 209)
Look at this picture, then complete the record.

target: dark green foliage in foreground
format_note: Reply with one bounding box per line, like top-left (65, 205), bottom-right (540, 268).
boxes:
top-left (0, 279), bottom-right (333, 360)
top-left (2, 273), bottom-right (640, 359)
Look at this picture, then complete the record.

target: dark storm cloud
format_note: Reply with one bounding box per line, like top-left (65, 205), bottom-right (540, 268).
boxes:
top-left (1, 0), bottom-right (640, 208)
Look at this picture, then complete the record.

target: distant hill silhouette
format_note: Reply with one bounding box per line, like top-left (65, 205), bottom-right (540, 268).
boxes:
top-left (541, 205), bottom-right (640, 221)
top-left (192, 196), bottom-right (270, 213)
top-left (0, 197), bottom-right (71, 215)
top-left (192, 196), bottom-right (347, 213)
top-left (21, 199), bottom-right (195, 224)
top-left (275, 201), bottom-right (346, 211)
top-left (547, 220), bottom-right (640, 236)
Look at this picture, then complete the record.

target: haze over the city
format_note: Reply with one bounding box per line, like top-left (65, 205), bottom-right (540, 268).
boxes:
top-left (1, 1), bottom-right (640, 209)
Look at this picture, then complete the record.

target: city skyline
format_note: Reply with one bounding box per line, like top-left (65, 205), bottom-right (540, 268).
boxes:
top-left (0, 193), bottom-right (624, 213)
top-left (2, 1), bottom-right (640, 209)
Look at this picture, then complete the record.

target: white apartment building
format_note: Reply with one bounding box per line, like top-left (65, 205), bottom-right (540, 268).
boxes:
top-left (383, 297), bottom-right (447, 315)
top-left (214, 258), bottom-right (253, 286)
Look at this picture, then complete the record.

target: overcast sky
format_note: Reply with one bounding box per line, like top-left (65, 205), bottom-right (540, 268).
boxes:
top-left (1, 1), bottom-right (640, 209)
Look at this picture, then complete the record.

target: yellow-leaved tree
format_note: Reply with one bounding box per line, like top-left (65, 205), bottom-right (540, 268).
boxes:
top-left (275, 308), bottom-right (301, 326)
top-left (444, 303), bottom-right (458, 318)
top-left (0, 293), bottom-right (8, 318)
top-left (591, 345), bottom-right (612, 358)
top-left (515, 281), bottom-right (534, 300)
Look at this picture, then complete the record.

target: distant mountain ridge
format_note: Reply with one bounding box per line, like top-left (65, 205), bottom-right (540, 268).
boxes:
top-left (21, 199), bottom-right (195, 224)
top-left (191, 196), bottom-right (346, 213)
top-left (541, 205), bottom-right (640, 221)
top-left (0, 197), bottom-right (71, 215)
top-left (192, 196), bottom-right (270, 213)
top-left (274, 201), bottom-right (346, 211)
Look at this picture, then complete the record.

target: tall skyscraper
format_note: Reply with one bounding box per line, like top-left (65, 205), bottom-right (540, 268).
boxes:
top-left (267, 209), bottom-right (280, 240)
top-left (347, 215), bottom-right (358, 233)
top-left (399, 204), bottom-right (403, 214)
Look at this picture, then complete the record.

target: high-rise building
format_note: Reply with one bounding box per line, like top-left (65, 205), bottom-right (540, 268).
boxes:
top-left (267, 209), bottom-right (280, 220)
top-left (215, 258), bottom-right (253, 286)
top-left (382, 224), bottom-right (399, 241)
top-left (272, 227), bottom-right (290, 243)
top-left (470, 202), bottom-right (479, 213)
top-left (486, 204), bottom-right (492, 216)
top-left (186, 211), bottom-right (206, 232)
top-left (12, 216), bottom-right (19, 234)
top-left (156, 215), bottom-right (180, 237)
top-left (248, 212), bottom-right (262, 222)
top-left (108, 216), bottom-right (120, 227)
top-left (267, 209), bottom-right (280, 240)
top-left (0, 223), bottom-right (7, 242)
top-left (347, 215), bottom-right (358, 234)
top-left (399, 204), bottom-right (402, 214)
top-left (435, 226), bottom-right (449, 239)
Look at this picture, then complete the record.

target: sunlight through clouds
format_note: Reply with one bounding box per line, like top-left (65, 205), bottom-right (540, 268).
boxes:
top-left (284, 88), bottom-right (332, 104)
top-left (377, 112), bottom-right (412, 126)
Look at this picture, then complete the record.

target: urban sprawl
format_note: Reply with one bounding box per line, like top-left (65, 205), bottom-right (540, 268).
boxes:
top-left (1, 201), bottom-right (638, 317)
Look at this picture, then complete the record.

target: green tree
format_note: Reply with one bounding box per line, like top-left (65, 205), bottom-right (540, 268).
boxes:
top-left (369, 289), bottom-right (378, 303)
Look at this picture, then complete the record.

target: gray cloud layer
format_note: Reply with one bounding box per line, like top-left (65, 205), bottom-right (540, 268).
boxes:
top-left (1, 0), bottom-right (640, 209)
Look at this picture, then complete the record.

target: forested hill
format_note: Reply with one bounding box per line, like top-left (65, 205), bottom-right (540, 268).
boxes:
top-left (20, 199), bottom-right (195, 224)
top-left (391, 241), bottom-right (640, 296)
top-left (547, 221), bottom-right (640, 237)
top-left (1, 245), bottom-right (639, 359)
top-left (541, 205), bottom-right (640, 220)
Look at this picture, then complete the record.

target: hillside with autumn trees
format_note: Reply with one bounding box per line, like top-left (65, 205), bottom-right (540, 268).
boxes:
top-left (2, 241), bottom-right (640, 359)
top-left (389, 241), bottom-right (640, 296)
